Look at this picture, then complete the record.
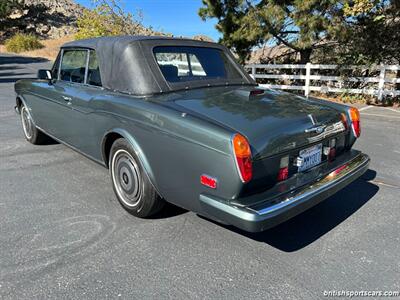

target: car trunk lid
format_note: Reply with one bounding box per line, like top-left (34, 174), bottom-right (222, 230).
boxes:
top-left (172, 86), bottom-right (343, 159)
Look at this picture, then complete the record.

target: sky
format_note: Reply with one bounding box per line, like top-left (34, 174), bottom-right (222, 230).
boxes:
top-left (75, 0), bottom-right (221, 41)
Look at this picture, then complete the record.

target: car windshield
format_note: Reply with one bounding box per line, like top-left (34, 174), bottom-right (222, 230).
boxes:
top-left (153, 46), bottom-right (244, 83)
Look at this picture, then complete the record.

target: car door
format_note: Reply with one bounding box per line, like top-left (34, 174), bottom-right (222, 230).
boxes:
top-left (26, 52), bottom-right (62, 130)
top-left (29, 48), bottom-right (91, 144)
top-left (29, 49), bottom-right (102, 158)
top-left (59, 49), bottom-right (104, 155)
top-left (43, 48), bottom-right (92, 147)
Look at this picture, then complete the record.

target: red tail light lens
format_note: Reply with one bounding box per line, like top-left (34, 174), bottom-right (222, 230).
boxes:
top-left (349, 107), bottom-right (361, 137)
top-left (232, 134), bottom-right (252, 183)
top-left (277, 156), bottom-right (289, 181)
top-left (328, 147), bottom-right (336, 162)
top-left (277, 167), bottom-right (288, 181)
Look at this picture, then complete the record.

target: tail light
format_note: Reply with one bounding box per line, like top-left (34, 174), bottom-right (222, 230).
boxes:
top-left (232, 133), bottom-right (252, 183)
top-left (349, 107), bottom-right (361, 137)
top-left (277, 156), bottom-right (289, 181)
top-left (324, 138), bottom-right (337, 162)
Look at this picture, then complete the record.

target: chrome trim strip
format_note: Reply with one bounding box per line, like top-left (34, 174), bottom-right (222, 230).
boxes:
top-left (307, 121), bottom-right (345, 143)
top-left (252, 154), bottom-right (369, 216)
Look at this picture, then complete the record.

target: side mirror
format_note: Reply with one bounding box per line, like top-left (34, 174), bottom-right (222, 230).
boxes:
top-left (37, 69), bottom-right (53, 81)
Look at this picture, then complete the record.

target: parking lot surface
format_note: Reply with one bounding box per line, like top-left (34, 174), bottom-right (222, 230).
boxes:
top-left (0, 54), bottom-right (399, 299)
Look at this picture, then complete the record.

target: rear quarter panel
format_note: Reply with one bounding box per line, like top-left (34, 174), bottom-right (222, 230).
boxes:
top-left (90, 93), bottom-right (242, 212)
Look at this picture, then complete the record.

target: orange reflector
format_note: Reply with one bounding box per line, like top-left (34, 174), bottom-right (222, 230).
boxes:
top-left (349, 107), bottom-right (360, 122)
top-left (200, 175), bottom-right (217, 189)
top-left (349, 107), bottom-right (361, 137)
top-left (233, 134), bottom-right (251, 158)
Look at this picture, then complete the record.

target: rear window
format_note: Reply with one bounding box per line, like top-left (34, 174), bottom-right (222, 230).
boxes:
top-left (153, 46), bottom-right (243, 83)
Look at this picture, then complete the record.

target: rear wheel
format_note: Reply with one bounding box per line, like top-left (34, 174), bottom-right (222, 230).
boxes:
top-left (20, 104), bottom-right (47, 145)
top-left (109, 138), bottom-right (164, 217)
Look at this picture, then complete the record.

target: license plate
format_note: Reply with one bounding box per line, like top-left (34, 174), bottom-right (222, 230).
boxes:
top-left (298, 144), bottom-right (322, 172)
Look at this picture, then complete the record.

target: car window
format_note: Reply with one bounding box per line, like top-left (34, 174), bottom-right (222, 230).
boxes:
top-left (60, 50), bottom-right (88, 84)
top-left (154, 46), bottom-right (242, 83)
top-left (155, 52), bottom-right (192, 78)
top-left (87, 50), bottom-right (102, 87)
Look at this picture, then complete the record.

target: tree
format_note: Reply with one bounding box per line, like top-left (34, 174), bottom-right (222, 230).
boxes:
top-left (75, 0), bottom-right (166, 40)
top-left (199, 0), bottom-right (348, 63)
top-left (338, 0), bottom-right (400, 65)
top-left (199, 0), bottom-right (399, 65)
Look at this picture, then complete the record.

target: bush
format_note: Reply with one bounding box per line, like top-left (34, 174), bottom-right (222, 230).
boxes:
top-left (5, 33), bottom-right (44, 53)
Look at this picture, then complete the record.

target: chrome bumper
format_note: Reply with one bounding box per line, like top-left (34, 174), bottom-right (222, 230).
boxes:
top-left (200, 151), bottom-right (370, 232)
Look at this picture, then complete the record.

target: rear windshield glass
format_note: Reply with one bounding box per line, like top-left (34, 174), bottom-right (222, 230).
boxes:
top-left (153, 46), bottom-right (243, 83)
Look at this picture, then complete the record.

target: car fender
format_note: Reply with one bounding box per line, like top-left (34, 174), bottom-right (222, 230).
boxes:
top-left (101, 128), bottom-right (162, 196)
top-left (15, 94), bottom-right (28, 114)
top-left (15, 95), bottom-right (39, 127)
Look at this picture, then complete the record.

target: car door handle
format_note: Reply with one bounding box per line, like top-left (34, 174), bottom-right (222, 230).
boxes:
top-left (62, 96), bottom-right (72, 104)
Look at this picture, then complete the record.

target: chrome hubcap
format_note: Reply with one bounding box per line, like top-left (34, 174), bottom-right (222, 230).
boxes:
top-left (21, 106), bottom-right (34, 139)
top-left (111, 149), bottom-right (142, 207)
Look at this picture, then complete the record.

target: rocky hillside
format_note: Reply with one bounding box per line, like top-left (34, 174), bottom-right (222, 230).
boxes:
top-left (3, 0), bottom-right (84, 40)
top-left (25, 0), bottom-right (84, 38)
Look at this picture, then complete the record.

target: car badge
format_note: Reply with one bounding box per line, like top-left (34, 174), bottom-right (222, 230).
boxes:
top-left (305, 125), bottom-right (326, 134)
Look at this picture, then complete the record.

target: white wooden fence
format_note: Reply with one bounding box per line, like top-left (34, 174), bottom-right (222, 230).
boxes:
top-left (245, 63), bottom-right (400, 101)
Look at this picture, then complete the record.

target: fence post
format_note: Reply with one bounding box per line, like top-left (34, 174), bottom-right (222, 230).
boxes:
top-left (305, 63), bottom-right (311, 97)
top-left (378, 65), bottom-right (386, 101)
top-left (251, 66), bottom-right (256, 80)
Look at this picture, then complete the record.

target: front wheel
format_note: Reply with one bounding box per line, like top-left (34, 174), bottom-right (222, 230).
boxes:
top-left (109, 138), bottom-right (164, 217)
top-left (20, 104), bottom-right (47, 144)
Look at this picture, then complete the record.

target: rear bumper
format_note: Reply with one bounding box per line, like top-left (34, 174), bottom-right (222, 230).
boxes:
top-left (200, 151), bottom-right (370, 232)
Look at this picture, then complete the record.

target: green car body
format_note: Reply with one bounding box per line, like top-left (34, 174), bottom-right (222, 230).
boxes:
top-left (14, 36), bottom-right (370, 232)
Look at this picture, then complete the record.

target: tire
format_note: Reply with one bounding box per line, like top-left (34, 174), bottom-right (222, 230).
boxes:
top-left (109, 138), bottom-right (164, 217)
top-left (20, 104), bottom-right (47, 145)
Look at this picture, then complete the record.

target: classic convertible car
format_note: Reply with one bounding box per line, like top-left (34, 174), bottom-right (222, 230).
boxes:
top-left (14, 36), bottom-right (369, 232)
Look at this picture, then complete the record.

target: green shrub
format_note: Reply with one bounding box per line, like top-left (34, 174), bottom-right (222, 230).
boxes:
top-left (5, 33), bottom-right (44, 53)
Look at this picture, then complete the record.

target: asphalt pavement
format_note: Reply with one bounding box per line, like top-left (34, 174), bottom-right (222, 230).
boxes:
top-left (0, 54), bottom-right (399, 299)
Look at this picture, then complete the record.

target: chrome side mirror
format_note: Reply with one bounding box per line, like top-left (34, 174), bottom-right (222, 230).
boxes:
top-left (37, 69), bottom-right (53, 81)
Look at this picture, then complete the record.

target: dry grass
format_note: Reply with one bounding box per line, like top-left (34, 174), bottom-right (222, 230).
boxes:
top-left (0, 35), bottom-right (74, 61)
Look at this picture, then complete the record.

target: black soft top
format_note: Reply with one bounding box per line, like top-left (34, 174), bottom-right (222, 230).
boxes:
top-left (61, 36), bottom-right (255, 95)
